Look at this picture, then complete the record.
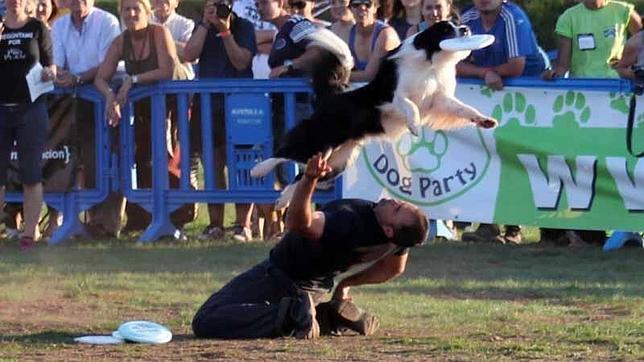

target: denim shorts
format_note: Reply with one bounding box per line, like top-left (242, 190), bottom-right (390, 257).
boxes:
top-left (0, 98), bottom-right (48, 185)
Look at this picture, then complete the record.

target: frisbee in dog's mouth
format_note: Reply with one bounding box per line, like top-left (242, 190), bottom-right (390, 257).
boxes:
top-left (440, 34), bottom-right (495, 51)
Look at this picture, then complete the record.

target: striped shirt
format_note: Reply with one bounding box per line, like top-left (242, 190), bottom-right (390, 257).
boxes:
top-left (461, 1), bottom-right (545, 76)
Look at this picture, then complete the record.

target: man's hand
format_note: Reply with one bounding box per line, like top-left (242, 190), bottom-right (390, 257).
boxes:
top-left (269, 65), bottom-right (289, 79)
top-left (332, 282), bottom-right (351, 301)
top-left (211, 11), bottom-right (231, 33)
top-left (55, 69), bottom-right (76, 87)
top-left (484, 70), bottom-right (503, 90)
top-left (106, 100), bottom-right (122, 127)
top-left (303, 152), bottom-right (332, 180)
top-left (41, 65), bottom-right (56, 82)
top-left (115, 77), bottom-right (133, 106)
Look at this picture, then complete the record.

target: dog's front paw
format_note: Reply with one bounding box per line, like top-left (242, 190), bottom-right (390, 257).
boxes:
top-left (407, 122), bottom-right (421, 137)
top-left (472, 116), bottom-right (498, 129)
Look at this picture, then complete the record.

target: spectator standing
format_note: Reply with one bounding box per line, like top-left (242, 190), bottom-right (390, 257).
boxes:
top-left (94, 0), bottom-right (191, 235)
top-left (457, 0), bottom-right (546, 90)
top-left (329, 0), bottom-right (353, 41)
top-left (539, 0), bottom-right (641, 247)
top-left (287, 0), bottom-right (328, 27)
top-left (616, 29), bottom-right (644, 80)
top-left (389, 0), bottom-right (420, 40)
top-left (233, 0), bottom-right (276, 79)
top-left (184, 0), bottom-right (257, 242)
top-left (52, 0), bottom-right (121, 237)
top-left (35, 0), bottom-right (57, 26)
top-left (542, 0), bottom-right (641, 80)
top-left (347, 0), bottom-right (400, 82)
top-left (151, 0), bottom-right (195, 79)
top-left (457, 0), bottom-right (546, 244)
top-left (258, 0), bottom-right (353, 97)
top-left (406, 0), bottom-right (455, 38)
top-left (234, 0), bottom-right (283, 240)
top-left (0, 0), bottom-right (56, 250)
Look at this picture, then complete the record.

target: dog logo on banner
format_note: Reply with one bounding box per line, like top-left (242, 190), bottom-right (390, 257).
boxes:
top-left (362, 126), bottom-right (492, 206)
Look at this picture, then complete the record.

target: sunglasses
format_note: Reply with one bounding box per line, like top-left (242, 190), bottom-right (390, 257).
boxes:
top-left (288, 1), bottom-right (307, 9)
top-left (350, 1), bottom-right (372, 8)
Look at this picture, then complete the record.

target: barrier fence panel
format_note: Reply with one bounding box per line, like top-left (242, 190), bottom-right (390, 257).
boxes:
top-left (121, 79), bottom-right (342, 243)
top-left (5, 87), bottom-right (112, 244)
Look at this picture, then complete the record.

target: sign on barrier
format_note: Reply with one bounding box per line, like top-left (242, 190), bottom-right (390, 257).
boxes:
top-left (344, 82), bottom-right (644, 232)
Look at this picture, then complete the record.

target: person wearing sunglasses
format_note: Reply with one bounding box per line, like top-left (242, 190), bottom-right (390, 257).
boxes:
top-left (329, 0), bottom-right (353, 42)
top-left (287, 0), bottom-right (327, 27)
top-left (257, 0), bottom-right (352, 97)
top-left (347, 0), bottom-right (399, 82)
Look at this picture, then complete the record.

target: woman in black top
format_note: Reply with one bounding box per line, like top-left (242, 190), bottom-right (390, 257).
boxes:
top-left (0, 0), bottom-right (56, 250)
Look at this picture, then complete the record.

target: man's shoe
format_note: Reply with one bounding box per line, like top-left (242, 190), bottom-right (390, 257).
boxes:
top-left (461, 224), bottom-right (500, 243)
top-left (232, 225), bottom-right (253, 242)
top-left (497, 231), bottom-right (522, 245)
top-left (329, 300), bottom-right (379, 336)
top-left (198, 225), bottom-right (224, 241)
top-left (294, 293), bottom-right (319, 339)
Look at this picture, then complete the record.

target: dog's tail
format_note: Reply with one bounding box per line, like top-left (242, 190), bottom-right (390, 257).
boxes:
top-left (305, 28), bottom-right (353, 101)
top-left (250, 157), bottom-right (289, 178)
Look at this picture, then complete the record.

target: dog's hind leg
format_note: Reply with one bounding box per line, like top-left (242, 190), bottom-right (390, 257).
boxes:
top-left (250, 158), bottom-right (289, 178)
top-left (275, 182), bottom-right (297, 210)
top-left (327, 141), bottom-right (363, 173)
top-left (394, 95), bottom-right (422, 136)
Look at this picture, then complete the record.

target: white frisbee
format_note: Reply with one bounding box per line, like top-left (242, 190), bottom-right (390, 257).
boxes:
top-left (117, 321), bottom-right (172, 344)
top-left (440, 34), bottom-right (495, 51)
top-left (74, 335), bottom-right (125, 345)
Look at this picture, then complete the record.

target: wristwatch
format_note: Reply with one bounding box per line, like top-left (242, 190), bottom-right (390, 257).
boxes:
top-left (284, 60), bottom-right (294, 73)
top-left (130, 75), bottom-right (139, 84)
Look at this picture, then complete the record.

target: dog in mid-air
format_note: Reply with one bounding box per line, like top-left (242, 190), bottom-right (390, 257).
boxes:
top-left (251, 21), bottom-right (498, 208)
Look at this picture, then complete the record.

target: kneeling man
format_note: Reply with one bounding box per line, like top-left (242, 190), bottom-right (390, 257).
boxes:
top-left (192, 153), bottom-right (429, 339)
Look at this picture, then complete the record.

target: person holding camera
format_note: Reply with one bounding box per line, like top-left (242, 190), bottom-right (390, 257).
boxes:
top-left (184, 0), bottom-right (258, 242)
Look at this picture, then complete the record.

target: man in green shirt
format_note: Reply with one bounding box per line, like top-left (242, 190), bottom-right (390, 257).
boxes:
top-left (543, 0), bottom-right (641, 79)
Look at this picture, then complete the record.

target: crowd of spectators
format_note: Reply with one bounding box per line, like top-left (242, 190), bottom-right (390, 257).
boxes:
top-left (0, 0), bottom-right (642, 247)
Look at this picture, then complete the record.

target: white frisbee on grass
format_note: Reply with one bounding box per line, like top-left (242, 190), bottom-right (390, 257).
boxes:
top-left (116, 321), bottom-right (172, 344)
top-left (440, 34), bottom-right (495, 51)
top-left (74, 335), bottom-right (125, 345)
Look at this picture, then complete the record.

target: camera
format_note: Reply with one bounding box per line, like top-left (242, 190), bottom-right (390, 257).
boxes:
top-left (216, 3), bottom-right (232, 18)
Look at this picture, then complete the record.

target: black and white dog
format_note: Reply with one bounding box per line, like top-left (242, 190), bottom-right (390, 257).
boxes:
top-left (252, 21), bottom-right (498, 208)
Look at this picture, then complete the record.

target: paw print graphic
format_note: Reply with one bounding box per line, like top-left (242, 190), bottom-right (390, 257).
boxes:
top-left (552, 91), bottom-right (591, 124)
top-left (396, 128), bottom-right (448, 173)
top-left (609, 92), bottom-right (630, 114)
top-left (491, 92), bottom-right (537, 125)
top-left (637, 113), bottom-right (644, 128)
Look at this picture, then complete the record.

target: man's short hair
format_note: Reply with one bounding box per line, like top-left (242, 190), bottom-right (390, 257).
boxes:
top-left (392, 208), bottom-right (429, 248)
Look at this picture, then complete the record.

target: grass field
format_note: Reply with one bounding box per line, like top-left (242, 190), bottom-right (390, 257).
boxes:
top-left (0, 228), bottom-right (642, 361)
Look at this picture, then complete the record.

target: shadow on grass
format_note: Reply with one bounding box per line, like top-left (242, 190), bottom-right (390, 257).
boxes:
top-left (0, 331), bottom-right (197, 345)
top-left (1, 331), bottom-right (81, 344)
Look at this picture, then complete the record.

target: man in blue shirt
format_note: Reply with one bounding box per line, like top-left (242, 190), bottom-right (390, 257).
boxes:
top-left (184, 0), bottom-right (258, 242)
top-left (457, 0), bottom-right (546, 90)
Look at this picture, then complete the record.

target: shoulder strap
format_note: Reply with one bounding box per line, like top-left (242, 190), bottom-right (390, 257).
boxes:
top-left (627, 92), bottom-right (644, 157)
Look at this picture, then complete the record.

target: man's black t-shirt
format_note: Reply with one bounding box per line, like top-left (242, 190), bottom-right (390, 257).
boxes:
top-left (269, 199), bottom-right (408, 291)
top-left (0, 18), bottom-right (52, 103)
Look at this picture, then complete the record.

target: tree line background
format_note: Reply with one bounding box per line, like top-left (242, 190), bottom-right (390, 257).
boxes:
top-left (96, 0), bottom-right (644, 51)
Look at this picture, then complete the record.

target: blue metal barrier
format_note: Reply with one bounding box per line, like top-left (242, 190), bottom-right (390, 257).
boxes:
top-left (5, 87), bottom-right (112, 244)
top-left (120, 79), bottom-right (342, 243)
top-left (5, 77), bottom-right (636, 244)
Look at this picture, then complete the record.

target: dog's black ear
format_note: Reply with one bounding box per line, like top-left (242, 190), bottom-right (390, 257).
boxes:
top-left (412, 29), bottom-right (441, 61)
